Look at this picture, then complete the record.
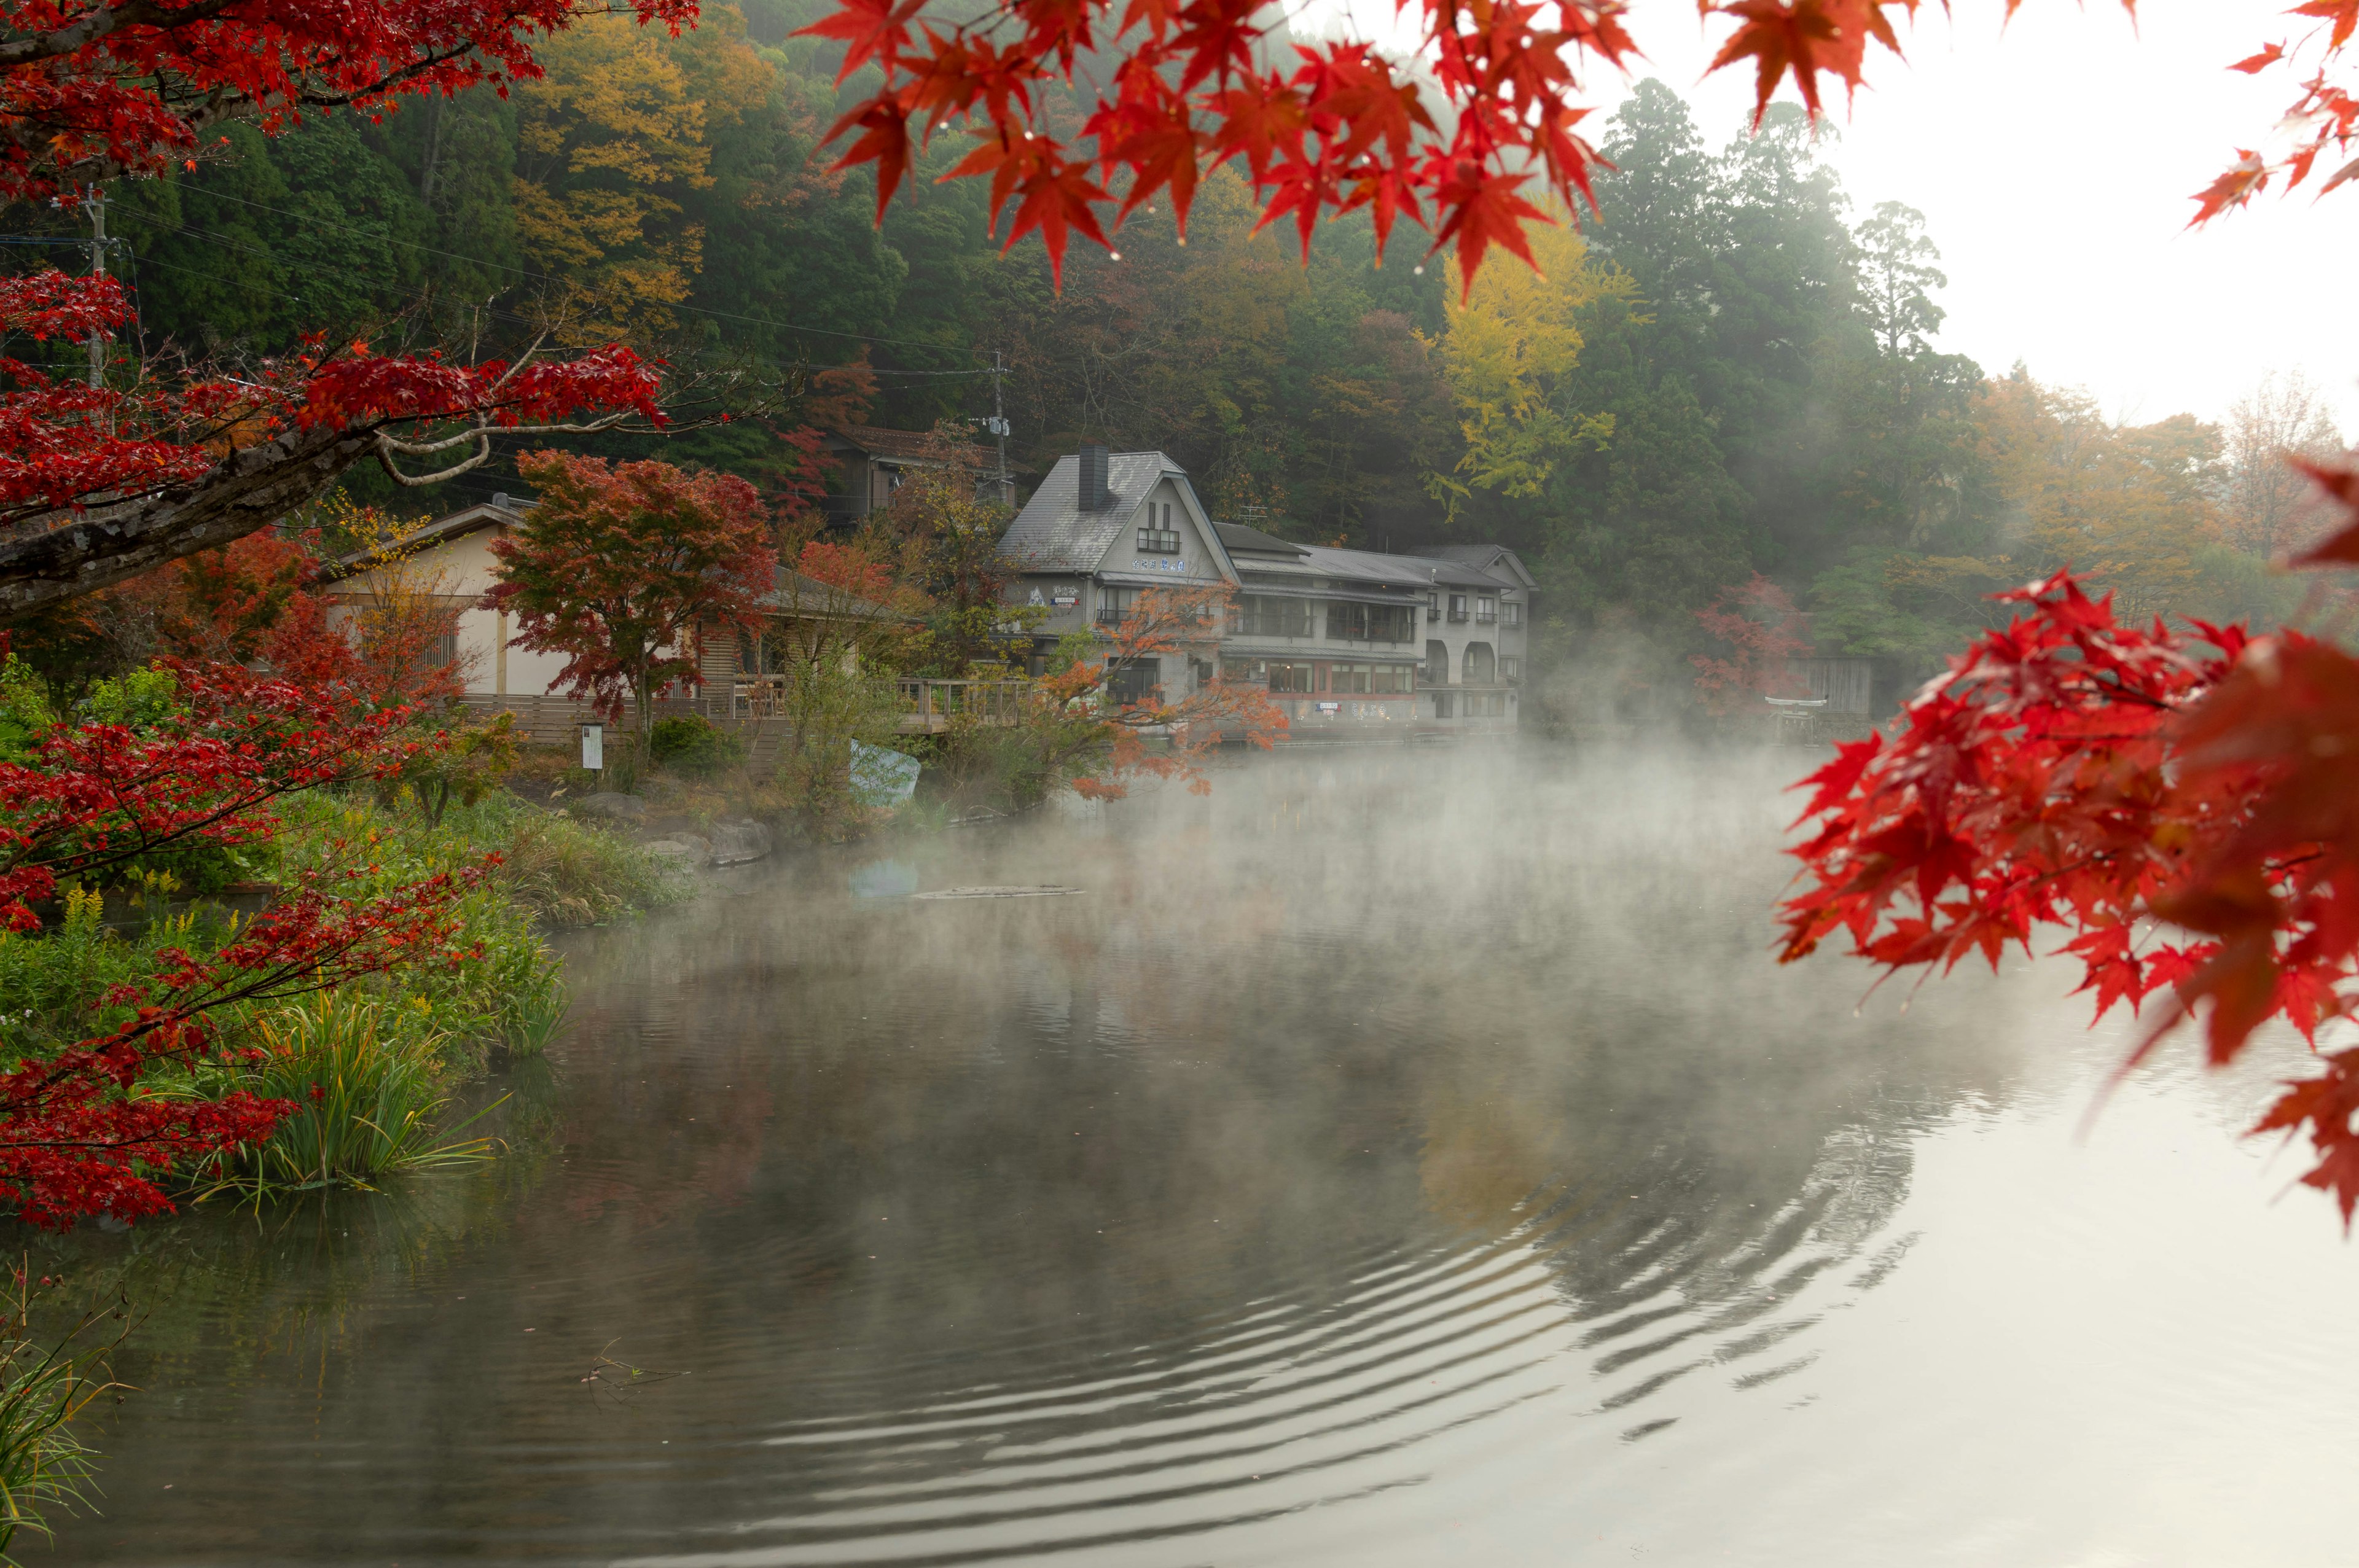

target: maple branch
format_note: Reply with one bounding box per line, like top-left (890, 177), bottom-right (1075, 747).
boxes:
top-left (0, 0), bottom-right (238, 69)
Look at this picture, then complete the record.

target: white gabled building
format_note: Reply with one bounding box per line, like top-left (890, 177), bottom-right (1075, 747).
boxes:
top-left (996, 444), bottom-right (1240, 704)
top-left (996, 443), bottom-right (1535, 736)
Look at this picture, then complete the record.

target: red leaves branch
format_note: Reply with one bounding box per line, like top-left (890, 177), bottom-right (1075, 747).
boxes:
top-left (1778, 555), bottom-right (2359, 1222)
top-left (0, 662), bottom-right (480, 1227)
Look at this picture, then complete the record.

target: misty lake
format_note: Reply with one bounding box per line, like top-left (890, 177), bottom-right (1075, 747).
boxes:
top-left (34, 744), bottom-right (2359, 1566)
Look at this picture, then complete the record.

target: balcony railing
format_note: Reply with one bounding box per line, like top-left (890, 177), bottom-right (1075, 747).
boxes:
top-left (1475, 609), bottom-right (1497, 625)
top-left (1446, 608), bottom-right (1469, 624)
top-left (711, 674), bottom-right (1033, 729)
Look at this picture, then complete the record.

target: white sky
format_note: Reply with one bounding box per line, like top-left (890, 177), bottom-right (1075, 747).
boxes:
top-left (1302, 0), bottom-right (2359, 434)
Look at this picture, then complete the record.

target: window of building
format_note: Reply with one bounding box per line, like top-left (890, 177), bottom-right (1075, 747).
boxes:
top-left (1221, 657), bottom-right (1268, 683)
top-left (1447, 593), bottom-right (1469, 623)
top-left (1426, 589), bottom-right (1440, 622)
top-left (1106, 660), bottom-right (1159, 706)
top-left (1500, 656), bottom-right (1522, 683)
top-left (425, 632), bottom-right (458, 669)
top-left (1267, 660), bottom-right (1315, 693)
top-left (1097, 587), bottom-right (1138, 626)
top-left (1462, 642), bottom-right (1496, 683)
top-left (1433, 691), bottom-right (1455, 719)
top-left (1235, 595), bottom-right (1313, 637)
top-left (1371, 604), bottom-right (1417, 643)
top-left (1371, 662), bottom-right (1417, 693)
top-left (1503, 599), bottom-right (1524, 628)
top-left (1476, 595), bottom-right (1498, 624)
top-left (1329, 662), bottom-right (1372, 694)
top-left (1136, 509), bottom-right (1180, 553)
top-left (1326, 601), bottom-right (1367, 641)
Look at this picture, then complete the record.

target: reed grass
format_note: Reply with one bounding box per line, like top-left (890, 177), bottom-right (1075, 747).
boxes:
top-left (0, 1271), bottom-right (123, 1564)
top-left (176, 994), bottom-right (499, 1203)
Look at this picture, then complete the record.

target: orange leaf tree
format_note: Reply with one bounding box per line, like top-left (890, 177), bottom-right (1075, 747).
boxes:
top-left (1041, 585), bottom-right (1286, 800)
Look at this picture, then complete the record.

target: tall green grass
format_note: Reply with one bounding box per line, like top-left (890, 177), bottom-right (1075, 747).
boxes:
top-left (0, 1275), bottom-right (123, 1564)
top-left (176, 994), bottom-right (499, 1201)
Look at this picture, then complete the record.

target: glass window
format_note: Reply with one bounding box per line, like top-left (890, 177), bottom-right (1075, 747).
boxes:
top-left (1372, 662), bottom-right (1417, 693)
top-left (1476, 595), bottom-right (1497, 623)
top-left (1235, 596), bottom-right (1312, 637)
top-left (1097, 587), bottom-right (1136, 625)
top-left (1447, 593), bottom-right (1469, 622)
top-left (1504, 600), bottom-right (1524, 628)
top-left (1500, 656), bottom-right (1522, 682)
top-left (1326, 601), bottom-right (1368, 641)
top-left (1426, 590), bottom-right (1440, 622)
top-left (1267, 660), bottom-right (1314, 693)
top-left (1221, 657), bottom-right (1267, 683)
top-left (1330, 663), bottom-right (1371, 693)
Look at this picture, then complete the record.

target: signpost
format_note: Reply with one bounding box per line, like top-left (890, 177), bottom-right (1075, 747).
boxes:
top-left (581, 721), bottom-right (604, 784)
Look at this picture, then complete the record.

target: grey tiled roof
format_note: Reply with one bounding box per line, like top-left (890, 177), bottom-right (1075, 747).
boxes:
top-left (1213, 521), bottom-right (1307, 558)
top-left (1407, 543), bottom-right (1535, 590)
top-left (757, 572), bottom-right (899, 621)
top-left (998, 451), bottom-right (1175, 572)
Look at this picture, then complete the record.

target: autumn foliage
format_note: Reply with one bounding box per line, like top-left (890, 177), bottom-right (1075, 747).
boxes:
top-left (0, 0), bottom-right (694, 613)
top-left (487, 452), bottom-right (772, 754)
top-left (0, 665), bottom-right (477, 1226)
top-left (1049, 585), bottom-right (1285, 800)
top-left (1691, 572), bottom-right (1810, 717)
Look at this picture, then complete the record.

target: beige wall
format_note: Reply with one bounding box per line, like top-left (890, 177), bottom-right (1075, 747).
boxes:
top-left (329, 521), bottom-right (597, 699)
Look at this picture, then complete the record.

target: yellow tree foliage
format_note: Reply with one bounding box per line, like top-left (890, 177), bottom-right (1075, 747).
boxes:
top-left (1974, 376), bottom-right (2222, 623)
top-left (1428, 223), bottom-right (1622, 512)
top-left (513, 7), bottom-right (771, 340)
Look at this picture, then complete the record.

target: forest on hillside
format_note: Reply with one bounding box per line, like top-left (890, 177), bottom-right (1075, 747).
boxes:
top-left (6, 1), bottom-right (2336, 707)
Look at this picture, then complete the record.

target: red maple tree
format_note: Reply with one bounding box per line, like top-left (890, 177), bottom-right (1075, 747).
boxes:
top-left (1691, 572), bottom-right (1811, 718)
top-left (0, 664), bottom-right (477, 1226)
top-left (0, 0), bottom-right (700, 612)
top-left (485, 451), bottom-right (773, 759)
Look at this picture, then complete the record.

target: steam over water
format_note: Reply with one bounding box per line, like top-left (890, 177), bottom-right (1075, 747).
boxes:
top-left (42, 747), bottom-right (2359, 1566)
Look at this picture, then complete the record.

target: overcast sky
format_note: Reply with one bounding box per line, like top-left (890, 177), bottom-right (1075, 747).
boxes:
top-left (1307, 0), bottom-right (2359, 434)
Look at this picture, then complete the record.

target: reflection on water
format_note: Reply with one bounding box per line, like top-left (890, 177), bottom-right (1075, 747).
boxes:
top-left (30, 746), bottom-right (2359, 1566)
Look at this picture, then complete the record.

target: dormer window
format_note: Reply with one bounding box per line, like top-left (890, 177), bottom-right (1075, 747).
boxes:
top-left (1136, 501), bottom-right (1180, 554)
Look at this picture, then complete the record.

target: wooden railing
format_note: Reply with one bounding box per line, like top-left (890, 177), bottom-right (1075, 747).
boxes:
top-left (706, 676), bottom-right (1036, 729)
top-left (894, 679), bottom-right (1033, 729)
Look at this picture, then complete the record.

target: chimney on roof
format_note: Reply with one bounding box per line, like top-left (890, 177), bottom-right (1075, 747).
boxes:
top-left (492, 493), bottom-right (510, 510)
top-left (1077, 443), bottom-right (1109, 512)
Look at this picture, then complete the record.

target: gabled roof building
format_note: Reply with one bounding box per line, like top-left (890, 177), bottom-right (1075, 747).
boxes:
top-left (997, 444), bottom-right (1532, 735)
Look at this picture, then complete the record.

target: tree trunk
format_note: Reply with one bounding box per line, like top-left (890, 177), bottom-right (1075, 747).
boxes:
top-left (633, 672), bottom-right (655, 774)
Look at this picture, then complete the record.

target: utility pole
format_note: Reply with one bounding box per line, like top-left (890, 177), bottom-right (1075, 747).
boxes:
top-left (988, 349), bottom-right (1011, 507)
top-left (82, 185), bottom-right (106, 389)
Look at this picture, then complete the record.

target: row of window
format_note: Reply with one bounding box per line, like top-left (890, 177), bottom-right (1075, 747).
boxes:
top-left (1221, 655), bottom-right (1520, 690)
top-left (1095, 588), bottom-right (1524, 642)
top-left (1426, 591), bottom-right (1522, 627)
top-left (1227, 595), bottom-right (1454, 644)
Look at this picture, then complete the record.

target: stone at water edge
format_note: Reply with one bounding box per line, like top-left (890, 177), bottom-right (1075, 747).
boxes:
top-left (710, 819), bottom-right (774, 866)
top-left (576, 792), bottom-right (646, 822)
top-left (643, 838), bottom-right (708, 867)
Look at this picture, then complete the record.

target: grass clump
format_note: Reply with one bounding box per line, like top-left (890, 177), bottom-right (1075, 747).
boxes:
top-left (174, 994), bottom-right (497, 1200)
top-left (501, 809), bottom-right (688, 929)
top-left (0, 1271), bottom-right (124, 1563)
